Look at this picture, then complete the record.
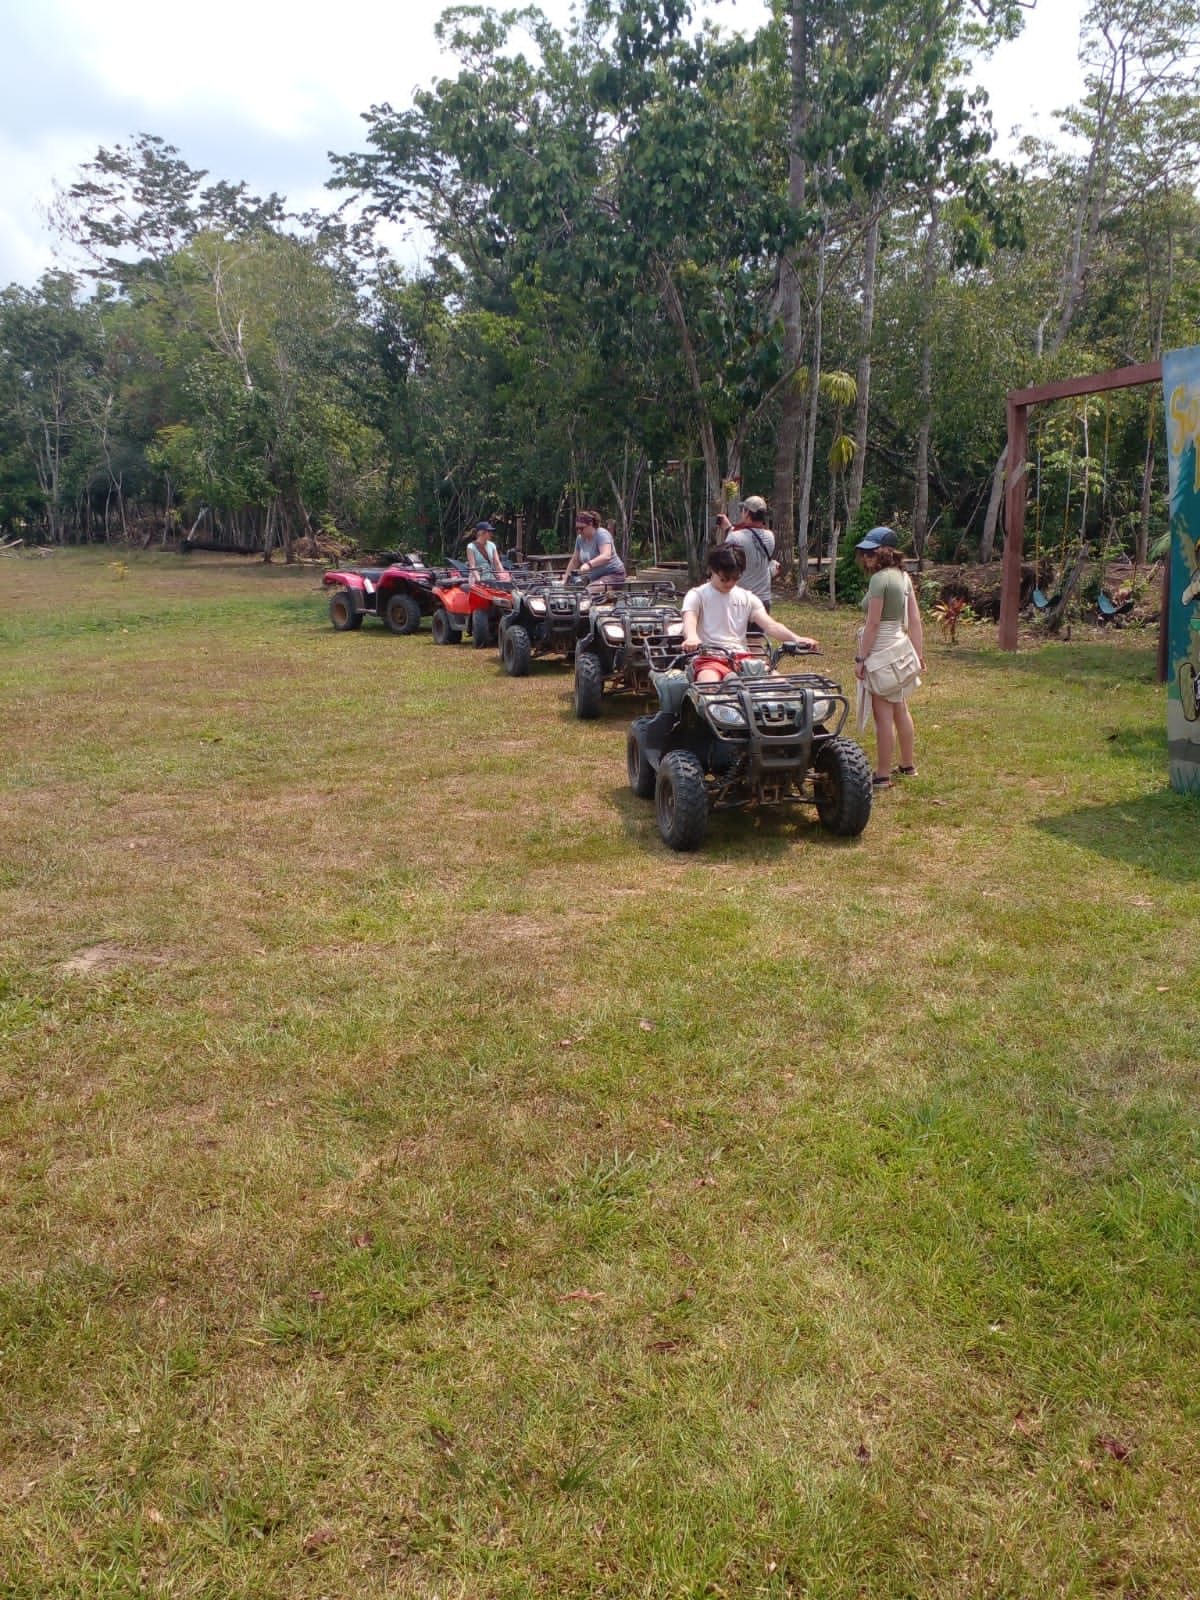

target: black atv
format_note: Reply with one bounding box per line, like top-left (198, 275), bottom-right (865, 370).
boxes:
top-left (496, 576), bottom-right (594, 676)
top-left (572, 583), bottom-right (686, 718)
top-left (626, 644), bottom-right (872, 850)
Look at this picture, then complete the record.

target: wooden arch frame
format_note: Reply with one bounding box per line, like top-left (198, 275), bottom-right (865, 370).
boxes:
top-left (998, 361), bottom-right (1163, 651)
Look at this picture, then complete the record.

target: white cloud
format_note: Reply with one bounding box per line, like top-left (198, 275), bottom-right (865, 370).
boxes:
top-left (0, 0), bottom-right (1083, 291)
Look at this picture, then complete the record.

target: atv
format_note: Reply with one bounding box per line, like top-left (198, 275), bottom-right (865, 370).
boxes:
top-left (323, 553), bottom-right (446, 636)
top-left (496, 575), bottom-right (595, 676)
top-left (428, 569), bottom-right (516, 648)
top-left (572, 583), bottom-right (685, 718)
top-left (626, 643), bottom-right (872, 850)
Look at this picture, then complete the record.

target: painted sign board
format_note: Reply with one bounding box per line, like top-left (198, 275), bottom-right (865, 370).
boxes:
top-left (1164, 346), bottom-right (1200, 793)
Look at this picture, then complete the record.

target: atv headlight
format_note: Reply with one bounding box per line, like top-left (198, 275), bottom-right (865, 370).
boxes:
top-left (709, 702), bottom-right (748, 730)
top-left (666, 622), bottom-right (684, 638)
top-left (579, 599), bottom-right (591, 612)
top-left (811, 697), bottom-right (833, 724)
top-left (601, 621), bottom-right (625, 645)
top-left (528, 598), bottom-right (547, 616)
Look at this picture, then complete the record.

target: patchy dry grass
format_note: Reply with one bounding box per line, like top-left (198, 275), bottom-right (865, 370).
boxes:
top-left (1, 547), bottom-right (1198, 1598)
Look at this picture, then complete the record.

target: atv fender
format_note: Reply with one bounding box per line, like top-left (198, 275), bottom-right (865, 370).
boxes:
top-left (651, 669), bottom-right (689, 716)
top-left (639, 708), bottom-right (677, 769)
top-left (323, 570), bottom-right (369, 592)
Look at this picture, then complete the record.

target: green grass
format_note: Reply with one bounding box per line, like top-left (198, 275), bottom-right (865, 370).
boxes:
top-left (1, 547), bottom-right (1198, 1598)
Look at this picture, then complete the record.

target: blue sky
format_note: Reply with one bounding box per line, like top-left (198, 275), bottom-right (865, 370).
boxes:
top-left (0, 0), bottom-right (1085, 291)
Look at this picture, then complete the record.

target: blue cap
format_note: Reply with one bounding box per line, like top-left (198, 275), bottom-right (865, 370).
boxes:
top-left (855, 526), bottom-right (899, 552)
top-left (473, 521), bottom-right (496, 533)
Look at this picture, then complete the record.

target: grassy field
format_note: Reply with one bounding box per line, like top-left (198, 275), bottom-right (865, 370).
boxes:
top-left (1, 548), bottom-right (1197, 1599)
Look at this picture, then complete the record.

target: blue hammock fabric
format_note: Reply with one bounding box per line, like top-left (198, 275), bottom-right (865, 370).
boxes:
top-left (1097, 593), bottom-right (1134, 621)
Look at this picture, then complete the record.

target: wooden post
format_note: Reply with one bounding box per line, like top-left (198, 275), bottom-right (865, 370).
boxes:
top-left (999, 397), bottom-right (1027, 652)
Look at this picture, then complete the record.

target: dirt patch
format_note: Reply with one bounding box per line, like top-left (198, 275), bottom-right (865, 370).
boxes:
top-left (57, 943), bottom-right (167, 977)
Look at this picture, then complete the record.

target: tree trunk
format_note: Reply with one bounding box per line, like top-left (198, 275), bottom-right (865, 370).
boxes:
top-left (980, 442), bottom-right (1007, 563)
top-left (772, 0), bottom-right (811, 582)
top-left (794, 210), bottom-right (827, 599)
top-left (912, 198), bottom-right (940, 564)
top-left (845, 207), bottom-right (881, 535)
top-left (1043, 538), bottom-right (1091, 631)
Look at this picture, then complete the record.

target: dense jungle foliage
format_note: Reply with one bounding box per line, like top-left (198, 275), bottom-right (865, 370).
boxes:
top-left (1, 0), bottom-right (1198, 580)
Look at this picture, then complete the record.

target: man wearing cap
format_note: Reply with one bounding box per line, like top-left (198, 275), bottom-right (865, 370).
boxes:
top-left (715, 496), bottom-right (776, 611)
top-left (466, 521), bottom-right (509, 583)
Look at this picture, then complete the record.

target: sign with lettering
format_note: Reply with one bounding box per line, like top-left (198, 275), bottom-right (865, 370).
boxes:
top-left (1163, 346), bottom-right (1200, 793)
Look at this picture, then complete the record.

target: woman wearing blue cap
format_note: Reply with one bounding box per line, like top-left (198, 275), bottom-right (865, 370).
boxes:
top-left (467, 522), bottom-right (509, 583)
top-left (853, 527), bottom-right (924, 791)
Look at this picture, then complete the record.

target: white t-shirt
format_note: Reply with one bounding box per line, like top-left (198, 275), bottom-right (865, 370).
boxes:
top-left (682, 581), bottom-right (769, 650)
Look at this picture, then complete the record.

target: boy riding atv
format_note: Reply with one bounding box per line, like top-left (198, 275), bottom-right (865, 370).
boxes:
top-left (682, 544), bottom-right (817, 675)
top-left (627, 544), bottom-right (872, 849)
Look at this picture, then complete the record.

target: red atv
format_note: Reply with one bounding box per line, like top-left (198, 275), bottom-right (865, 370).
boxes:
top-left (323, 553), bottom-right (447, 635)
top-left (428, 570), bottom-right (517, 648)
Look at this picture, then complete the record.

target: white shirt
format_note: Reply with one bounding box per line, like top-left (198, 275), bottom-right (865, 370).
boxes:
top-left (682, 581), bottom-right (769, 650)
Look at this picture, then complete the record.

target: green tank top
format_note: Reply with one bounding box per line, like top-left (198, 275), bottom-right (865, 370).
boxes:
top-left (865, 568), bottom-right (909, 623)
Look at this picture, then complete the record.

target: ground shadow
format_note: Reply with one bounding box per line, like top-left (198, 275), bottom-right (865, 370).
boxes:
top-left (1035, 788), bottom-right (1200, 881)
top-left (610, 784), bottom-right (869, 863)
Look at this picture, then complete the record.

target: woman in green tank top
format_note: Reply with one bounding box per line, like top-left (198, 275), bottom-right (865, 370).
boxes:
top-left (852, 527), bottom-right (925, 791)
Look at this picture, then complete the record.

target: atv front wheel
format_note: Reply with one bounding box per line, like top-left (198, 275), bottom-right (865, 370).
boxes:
top-left (655, 750), bottom-right (708, 851)
top-left (574, 651), bottom-right (604, 718)
top-left (329, 590), bottom-right (364, 631)
top-left (384, 591), bottom-right (422, 635)
top-left (627, 717), bottom-right (656, 798)
top-left (502, 623), bottom-right (532, 676)
top-left (431, 607), bottom-right (460, 645)
top-left (473, 612), bottom-right (494, 649)
top-left (813, 735), bottom-right (873, 836)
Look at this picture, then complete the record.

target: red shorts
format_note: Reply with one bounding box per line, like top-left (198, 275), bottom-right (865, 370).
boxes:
top-left (693, 651), bottom-right (753, 681)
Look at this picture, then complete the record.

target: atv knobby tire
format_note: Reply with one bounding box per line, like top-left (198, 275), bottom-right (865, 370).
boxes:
top-left (813, 735), bottom-right (873, 837)
top-left (655, 750), bottom-right (708, 851)
top-left (502, 623), bottom-right (532, 676)
top-left (473, 612), bottom-right (494, 649)
top-left (431, 608), bottom-right (460, 645)
top-left (574, 651), bottom-right (604, 718)
top-left (626, 717), bottom-right (656, 798)
top-left (383, 591), bottom-right (422, 635)
top-left (329, 591), bottom-right (363, 631)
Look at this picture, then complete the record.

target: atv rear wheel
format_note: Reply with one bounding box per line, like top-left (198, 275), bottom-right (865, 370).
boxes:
top-left (574, 651), bottom-right (604, 718)
top-left (626, 717), bottom-right (656, 798)
top-left (329, 590), bottom-right (363, 631)
top-left (501, 623), bottom-right (532, 676)
top-left (813, 735), bottom-right (873, 837)
top-left (655, 750), bottom-right (708, 851)
top-left (431, 607), bottom-right (460, 645)
top-left (384, 591), bottom-right (422, 635)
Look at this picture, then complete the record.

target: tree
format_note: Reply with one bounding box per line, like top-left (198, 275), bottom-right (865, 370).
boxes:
top-left (0, 273), bottom-right (101, 542)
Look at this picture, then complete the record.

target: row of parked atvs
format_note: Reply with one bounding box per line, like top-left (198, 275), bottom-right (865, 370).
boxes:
top-left (322, 553), bottom-right (874, 849)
